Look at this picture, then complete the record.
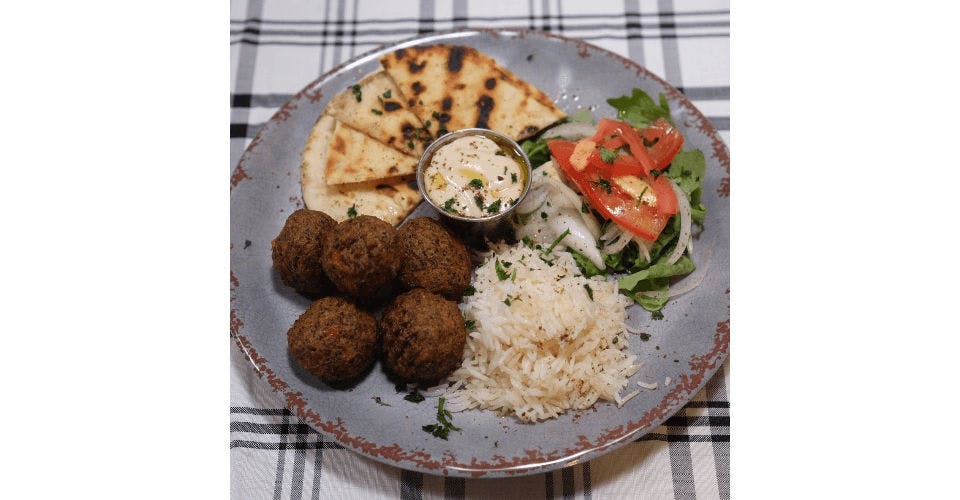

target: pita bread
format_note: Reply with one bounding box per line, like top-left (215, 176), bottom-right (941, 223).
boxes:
top-left (301, 115), bottom-right (422, 226)
top-left (380, 45), bottom-right (566, 141)
top-left (322, 117), bottom-right (420, 185)
top-left (325, 70), bottom-right (432, 156)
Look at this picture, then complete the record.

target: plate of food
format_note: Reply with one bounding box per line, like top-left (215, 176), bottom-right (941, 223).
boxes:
top-left (230, 28), bottom-right (729, 478)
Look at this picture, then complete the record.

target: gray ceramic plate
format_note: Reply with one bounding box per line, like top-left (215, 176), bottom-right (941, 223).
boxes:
top-left (230, 29), bottom-right (729, 478)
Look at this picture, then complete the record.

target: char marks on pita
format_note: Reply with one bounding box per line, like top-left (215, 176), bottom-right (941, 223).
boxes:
top-left (380, 45), bottom-right (566, 141)
top-left (325, 70), bottom-right (432, 156)
top-left (301, 115), bottom-right (422, 226)
top-left (322, 117), bottom-right (419, 185)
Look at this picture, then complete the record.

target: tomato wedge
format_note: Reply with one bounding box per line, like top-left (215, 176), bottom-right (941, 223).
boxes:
top-left (547, 138), bottom-right (678, 241)
top-left (640, 118), bottom-right (684, 171)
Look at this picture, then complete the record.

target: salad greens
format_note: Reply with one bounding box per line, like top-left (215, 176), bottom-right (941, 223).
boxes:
top-left (520, 87), bottom-right (708, 315)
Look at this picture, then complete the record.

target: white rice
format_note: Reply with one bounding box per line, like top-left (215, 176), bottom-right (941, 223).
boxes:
top-left (445, 243), bottom-right (637, 422)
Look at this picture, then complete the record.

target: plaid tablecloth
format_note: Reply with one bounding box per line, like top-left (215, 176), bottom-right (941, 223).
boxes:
top-left (230, 1), bottom-right (730, 498)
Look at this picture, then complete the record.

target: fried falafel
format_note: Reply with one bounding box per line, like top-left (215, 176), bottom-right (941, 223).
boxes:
top-left (287, 296), bottom-right (378, 383)
top-left (321, 215), bottom-right (401, 299)
top-left (271, 208), bottom-right (337, 295)
top-left (397, 217), bottom-right (473, 298)
top-left (380, 288), bottom-right (467, 384)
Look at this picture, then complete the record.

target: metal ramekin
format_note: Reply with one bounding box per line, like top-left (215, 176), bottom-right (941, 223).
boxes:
top-left (416, 128), bottom-right (533, 228)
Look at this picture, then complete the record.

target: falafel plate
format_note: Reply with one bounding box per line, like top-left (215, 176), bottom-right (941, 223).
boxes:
top-left (232, 29), bottom-right (729, 477)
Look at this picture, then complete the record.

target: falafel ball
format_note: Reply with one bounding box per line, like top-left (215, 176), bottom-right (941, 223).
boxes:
top-left (287, 296), bottom-right (378, 384)
top-left (380, 288), bottom-right (467, 383)
top-left (271, 208), bottom-right (337, 295)
top-left (397, 217), bottom-right (473, 298)
top-left (321, 215), bottom-right (401, 299)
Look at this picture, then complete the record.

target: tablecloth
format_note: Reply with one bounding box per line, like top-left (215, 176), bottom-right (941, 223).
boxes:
top-left (230, 1), bottom-right (729, 498)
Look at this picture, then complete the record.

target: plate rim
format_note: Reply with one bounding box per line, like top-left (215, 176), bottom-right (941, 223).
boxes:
top-left (230, 27), bottom-right (730, 478)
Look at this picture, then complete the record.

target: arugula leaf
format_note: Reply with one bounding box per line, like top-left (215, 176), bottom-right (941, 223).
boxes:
top-left (665, 149), bottom-right (707, 224)
top-left (521, 136), bottom-right (551, 168)
top-left (607, 88), bottom-right (673, 128)
top-left (570, 108), bottom-right (595, 123)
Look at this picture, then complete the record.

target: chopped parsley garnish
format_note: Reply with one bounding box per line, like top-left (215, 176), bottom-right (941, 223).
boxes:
top-left (649, 169), bottom-right (661, 179)
top-left (382, 89), bottom-right (392, 98)
top-left (468, 178), bottom-right (484, 189)
top-left (521, 235), bottom-right (535, 249)
top-left (463, 284), bottom-right (476, 296)
top-left (474, 194), bottom-right (485, 209)
top-left (424, 120), bottom-right (431, 128)
top-left (583, 283), bottom-right (594, 301)
top-left (495, 150), bottom-right (506, 156)
top-left (639, 332), bottom-right (651, 341)
top-left (544, 228), bottom-right (570, 255)
top-left (404, 391), bottom-right (425, 403)
top-left (351, 84), bottom-right (362, 102)
top-left (599, 147), bottom-right (617, 164)
top-left (612, 336), bottom-right (618, 344)
top-left (372, 397), bottom-right (391, 406)
top-left (511, 268), bottom-right (517, 282)
top-left (591, 177), bottom-right (612, 194)
top-left (407, 140), bottom-right (415, 149)
top-left (495, 259), bottom-right (509, 280)
top-left (465, 319), bottom-right (477, 331)
top-left (636, 186), bottom-right (649, 206)
top-left (503, 297), bottom-right (511, 306)
top-left (485, 199), bottom-right (502, 214)
top-left (442, 197), bottom-right (457, 213)
top-left (347, 205), bottom-right (357, 218)
top-left (651, 310), bottom-right (664, 320)
top-left (421, 397), bottom-right (460, 440)
top-left (511, 173), bottom-right (518, 183)
top-left (581, 202), bottom-right (590, 214)
top-left (540, 211), bottom-right (548, 220)
top-left (431, 111), bottom-right (441, 120)
top-left (371, 108), bottom-right (383, 115)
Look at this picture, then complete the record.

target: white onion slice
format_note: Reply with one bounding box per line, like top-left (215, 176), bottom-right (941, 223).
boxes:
top-left (665, 178), bottom-right (692, 265)
top-left (541, 122), bottom-right (596, 140)
top-left (604, 231), bottom-right (633, 254)
top-left (667, 238), bottom-right (714, 298)
top-left (634, 236), bottom-right (652, 264)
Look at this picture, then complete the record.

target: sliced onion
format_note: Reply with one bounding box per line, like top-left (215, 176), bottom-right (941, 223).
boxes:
top-left (604, 231), bottom-right (633, 254)
top-left (541, 122), bottom-right (596, 140)
top-left (665, 177), bottom-right (692, 265)
top-left (667, 238), bottom-right (714, 298)
top-left (516, 186), bottom-right (548, 215)
top-left (634, 236), bottom-right (652, 264)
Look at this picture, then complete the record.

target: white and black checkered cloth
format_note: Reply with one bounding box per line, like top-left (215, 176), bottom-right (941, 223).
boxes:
top-left (231, 1), bottom-right (729, 498)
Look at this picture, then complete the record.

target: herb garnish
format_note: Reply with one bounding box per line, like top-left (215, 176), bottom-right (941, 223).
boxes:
top-left (474, 194), bottom-right (485, 210)
top-left (485, 199), bottom-right (502, 214)
top-left (468, 178), bottom-right (484, 189)
top-left (591, 178), bottom-right (612, 194)
top-left (431, 111), bottom-right (441, 120)
top-left (599, 147), bottom-right (617, 164)
top-left (544, 228), bottom-right (570, 255)
top-left (581, 202), bottom-right (590, 214)
top-left (404, 391), bottom-right (425, 403)
top-left (347, 205), bottom-right (357, 218)
top-left (540, 211), bottom-right (548, 220)
top-left (511, 173), bottom-right (518, 183)
top-left (462, 284), bottom-right (476, 296)
top-left (443, 198), bottom-right (457, 213)
top-left (503, 297), bottom-right (511, 306)
top-left (649, 169), bottom-right (661, 179)
top-left (465, 319), bottom-right (477, 331)
top-left (422, 397), bottom-right (460, 440)
top-left (371, 108), bottom-right (383, 115)
top-left (612, 336), bottom-right (618, 344)
top-left (424, 120), bottom-right (432, 128)
top-left (495, 150), bottom-right (506, 156)
top-left (407, 140), bottom-right (415, 149)
top-left (636, 186), bottom-right (649, 206)
top-left (639, 332), bottom-right (651, 341)
top-left (382, 89), bottom-right (392, 98)
top-left (495, 259), bottom-right (509, 280)
top-left (372, 397), bottom-right (391, 406)
top-left (351, 84), bottom-right (362, 102)
top-left (521, 235), bottom-right (535, 249)
top-left (583, 283), bottom-right (594, 301)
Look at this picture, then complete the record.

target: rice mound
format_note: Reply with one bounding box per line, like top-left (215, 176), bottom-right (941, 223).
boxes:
top-left (445, 243), bottom-right (639, 422)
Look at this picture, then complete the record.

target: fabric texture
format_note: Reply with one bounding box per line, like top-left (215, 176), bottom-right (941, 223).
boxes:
top-left (230, 1), bottom-right (729, 498)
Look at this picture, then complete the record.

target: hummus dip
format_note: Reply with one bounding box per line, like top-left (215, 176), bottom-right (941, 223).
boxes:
top-left (422, 134), bottom-right (527, 218)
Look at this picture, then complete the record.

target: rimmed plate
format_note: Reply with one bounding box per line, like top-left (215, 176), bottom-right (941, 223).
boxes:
top-left (230, 28), bottom-right (729, 478)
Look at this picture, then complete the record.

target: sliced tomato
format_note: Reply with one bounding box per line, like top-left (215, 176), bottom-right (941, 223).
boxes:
top-left (640, 118), bottom-right (684, 171)
top-left (589, 118), bottom-right (656, 176)
top-left (548, 137), bottom-right (676, 241)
